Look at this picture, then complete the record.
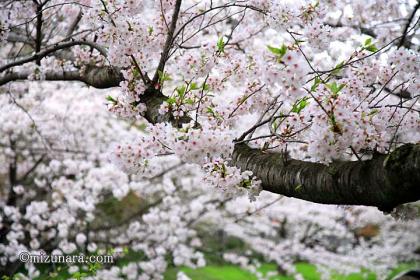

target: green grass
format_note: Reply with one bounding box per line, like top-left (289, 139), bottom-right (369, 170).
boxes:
top-left (164, 262), bottom-right (418, 280)
top-left (11, 245), bottom-right (417, 280)
top-left (164, 265), bottom-right (257, 280)
top-left (10, 262), bottom-right (418, 280)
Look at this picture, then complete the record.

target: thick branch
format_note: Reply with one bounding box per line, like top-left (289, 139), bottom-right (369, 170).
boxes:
top-left (0, 65), bottom-right (122, 88)
top-left (35, 2), bottom-right (43, 65)
top-left (0, 40), bottom-right (107, 73)
top-left (141, 87), bottom-right (193, 126)
top-left (231, 143), bottom-right (420, 211)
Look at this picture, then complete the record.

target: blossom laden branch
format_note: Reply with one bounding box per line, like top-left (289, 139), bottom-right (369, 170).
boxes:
top-left (0, 40), bottom-right (108, 73)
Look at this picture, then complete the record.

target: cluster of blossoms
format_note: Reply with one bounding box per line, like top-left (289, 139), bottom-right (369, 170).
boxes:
top-left (108, 67), bottom-right (148, 119)
top-left (110, 120), bottom-right (264, 199)
top-left (2, 0), bottom-right (415, 167)
top-left (267, 1), bottom-right (326, 31)
top-left (112, 121), bottom-right (234, 167)
top-left (84, 0), bottom-right (165, 70)
top-left (176, 45), bottom-right (216, 79)
top-left (279, 49), bottom-right (311, 98)
top-left (203, 158), bottom-right (262, 201)
top-left (303, 19), bottom-right (332, 52)
top-left (387, 48), bottom-right (420, 93)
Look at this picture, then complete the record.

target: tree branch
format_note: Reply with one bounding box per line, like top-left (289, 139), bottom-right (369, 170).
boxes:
top-left (35, 2), bottom-right (43, 65)
top-left (0, 40), bottom-right (107, 73)
top-left (66, 9), bottom-right (83, 37)
top-left (231, 143), bottom-right (420, 211)
top-left (0, 65), bottom-right (122, 88)
top-left (398, 0), bottom-right (420, 48)
top-left (152, 0), bottom-right (183, 84)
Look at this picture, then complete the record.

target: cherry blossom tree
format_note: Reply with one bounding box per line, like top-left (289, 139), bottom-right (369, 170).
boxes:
top-left (1, 0), bottom-right (419, 210)
top-left (0, 85), bottom-right (418, 279)
top-left (1, 0), bottom-right (420, 279)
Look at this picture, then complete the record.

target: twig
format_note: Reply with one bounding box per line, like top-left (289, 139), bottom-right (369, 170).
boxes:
top-left (398, 1), bottom-right (420, 48)
top-left (152, 0), bottom-right (183, 83)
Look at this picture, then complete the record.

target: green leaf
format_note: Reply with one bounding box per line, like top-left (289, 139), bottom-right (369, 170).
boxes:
top-left (206, 106), bottom-right (215, 114)
top-left (202, 83), bottom-right (210, 91)
top-left (206, 106), bottom-right (223, 120)
top-left (106, 95), bottom-right (117, 104)
top-left (167, 97), bottom-right (176, 105)
top-left (217, 37), bottom-right (226, 53)
top-left (136, 123), bottom-right (147, 131)
top-left (221, 163), bottom-right (227, 177)
top-left (241, 179), bottom-right (252, 188)
top-left (368, 109), bottom-right (380, 119)
top-left (267, 44), bottom-right (287, 58)
top-left (158, 70), bottom-right (172, 86)
top-left (189, 82), bottom-right (199, 90)
top-left (326, 82), bottom-right (346, 96)
top-left (365, 44), bottom-right (378, 52)
top-left (176, 85), bottom-right (186, 98)
top-left (326, 82), bottom-right (337, 93)
top-left (267, 45), bottom-right (281, 55)
top-left (291, 96), bottom-right (310, 113)
top-left (331, 61), bottom-right (344, 76)
top-left (310, 76), bottom-right (322, 92)
top-left (271, 119), bottom-right (279, 131)
top-left (147, 26), bottom-right (154, 35)
top-left (132, 67), bottom-right (140, 78)
top-left (363, 38), bottom-right (378, 52)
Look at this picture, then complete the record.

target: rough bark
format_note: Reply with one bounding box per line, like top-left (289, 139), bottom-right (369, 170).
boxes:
top-left (0, 65), bottom-right (122, 89)
top-left (231, 143), bottom-right (420, 211)
top-left (142, 88), bottom-right (194, 126)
